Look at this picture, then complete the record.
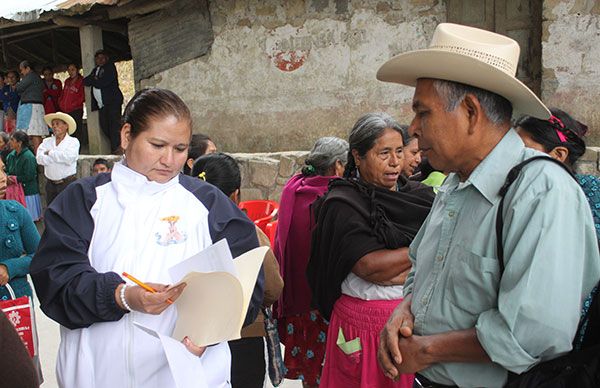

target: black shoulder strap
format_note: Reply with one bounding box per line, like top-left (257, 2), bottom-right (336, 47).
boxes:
top-left (495, 156), bottom-right (576, 273)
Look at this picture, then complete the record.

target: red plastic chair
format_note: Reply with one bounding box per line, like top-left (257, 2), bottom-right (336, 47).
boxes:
top-left (239, 200), bottom-right (279, 233)
top-left (265, 220), bottom-right (278, 248)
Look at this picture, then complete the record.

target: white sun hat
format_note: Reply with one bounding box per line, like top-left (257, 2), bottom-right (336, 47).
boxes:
top-left (44, 112), bottom-right (77, 135)
top-left (376, 23), bottom-right (550, 119)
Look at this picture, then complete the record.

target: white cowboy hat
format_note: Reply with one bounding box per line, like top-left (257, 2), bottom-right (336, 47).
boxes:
top-left (44, 112), bottom-right (77, 135)
top-left (376, 23), bottom-right (550, 119)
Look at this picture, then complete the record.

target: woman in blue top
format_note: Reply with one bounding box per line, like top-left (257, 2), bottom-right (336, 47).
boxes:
top-left (516, 108), bottom-right (600, 238)
top-left (0, 157), bottom-right (40, 301)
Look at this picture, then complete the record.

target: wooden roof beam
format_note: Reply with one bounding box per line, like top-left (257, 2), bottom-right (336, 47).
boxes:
top-left (7, 43), bottom-right (47, 64)
top-left (0, 24), bottom-right (61, 40)
top-left (52, 15), bottom-right (126, 35)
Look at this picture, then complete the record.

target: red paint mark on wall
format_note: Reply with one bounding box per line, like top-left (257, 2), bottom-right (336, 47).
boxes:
top-left (271, 50), bottom-right (309, 72)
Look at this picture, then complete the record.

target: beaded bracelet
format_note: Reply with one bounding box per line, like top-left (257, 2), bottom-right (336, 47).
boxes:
top-left (120, 284), bottom-right (132, 312)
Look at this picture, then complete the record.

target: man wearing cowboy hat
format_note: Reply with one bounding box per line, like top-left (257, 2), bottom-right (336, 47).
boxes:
top-left (376, 23), bottom-right (600, 387)
top-left (36, 112), bottom-right (80, 205)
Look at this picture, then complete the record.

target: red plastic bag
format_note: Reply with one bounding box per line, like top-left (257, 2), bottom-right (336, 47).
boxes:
top-left (5, 175), bottom-right (26, 207)
top-left (0, 284), bottom-right (39, 358)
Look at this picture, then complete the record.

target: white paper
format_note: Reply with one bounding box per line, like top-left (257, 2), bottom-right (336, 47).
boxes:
top-left (172, 246), bottom-right (268, 346)
top-left (168, 238), bottom-right (235, 282)
top-left (134, 322), bottom-right (209, 388)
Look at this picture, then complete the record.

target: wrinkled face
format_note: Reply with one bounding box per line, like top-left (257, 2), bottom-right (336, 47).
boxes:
top-left (121, 115), bottom-right (191, 183)
top-left (93, 163), bottom-right (110, 175)
top-left (6, 72), bottom-right (17, 85)
top-left (52, 119), bottom-right (69, 138)
top-left (409, 78), bottom-right (468, 173)
top-left (43, 69), bottom-right (53, 80)
top-left (354, 128), bottom-right (404, 190)
top-left (402, 137), bottom-right (422, 177)
top-left (205, 140), bottom-right (217, 154)
top-left (67, 65), bottom-right (79, 78)
top-left (0, 137), bottom-right (5, 149)
top-left (95, 54), bottom-right (107, 66)
top-left (0, 159), bottom-right (6, 199)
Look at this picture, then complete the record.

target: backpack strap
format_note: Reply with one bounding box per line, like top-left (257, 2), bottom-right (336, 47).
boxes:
top-left (495, 155), bottom-right (576, 274)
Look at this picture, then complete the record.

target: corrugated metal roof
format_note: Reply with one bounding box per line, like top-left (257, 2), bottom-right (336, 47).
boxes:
top-left (0, 0), bottom-right (119, 23)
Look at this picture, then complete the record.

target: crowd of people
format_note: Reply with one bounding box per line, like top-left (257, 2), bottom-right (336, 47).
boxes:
top-left (0, 22), bottom-right (599, 388)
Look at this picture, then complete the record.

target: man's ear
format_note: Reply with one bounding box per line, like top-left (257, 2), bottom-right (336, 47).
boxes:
top-left (120, 123), bottom-right (132, 151)
top-left (549, 146), bottom-right (570, 164)
top-left (462, 94), bottom-right (481, 134)
top-left (186, 158), bottom-right (194, 170)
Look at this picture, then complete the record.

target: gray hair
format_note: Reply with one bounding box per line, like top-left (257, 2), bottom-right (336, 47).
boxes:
top-left (344, 112), bottom-right (404, 178)
top-left (432, 79), bottom-right (512, 125)
top-left (302, 136), bottom-right (349, 176)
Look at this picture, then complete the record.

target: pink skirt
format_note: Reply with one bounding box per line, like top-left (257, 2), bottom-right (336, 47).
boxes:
top-left (319, 295), bottom-right (414, 388)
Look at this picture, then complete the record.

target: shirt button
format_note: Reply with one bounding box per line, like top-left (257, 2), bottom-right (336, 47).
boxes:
top-left (436, 255), bottom-right (444, 262)
top-left (421, 296), bottom-right (428, 305)
top-left (448, 211), bottom-right (456, 218)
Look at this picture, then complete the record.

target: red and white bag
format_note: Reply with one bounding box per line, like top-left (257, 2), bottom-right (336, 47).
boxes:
top-left (0, 284), bottom-right (39, 358)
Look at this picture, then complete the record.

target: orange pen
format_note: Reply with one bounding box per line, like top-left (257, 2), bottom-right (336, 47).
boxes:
top-left (122, 272), bottom-right (174, 304)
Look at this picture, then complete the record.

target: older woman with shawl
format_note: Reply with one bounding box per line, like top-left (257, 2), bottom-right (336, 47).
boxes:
top-left (307, 113), bottom-right (434, 388)
top-left (274, 136), bottom-right (348, 387)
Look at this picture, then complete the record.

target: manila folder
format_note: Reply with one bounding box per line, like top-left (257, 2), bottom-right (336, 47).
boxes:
top-left (172, 245), bottom-right (268, 347)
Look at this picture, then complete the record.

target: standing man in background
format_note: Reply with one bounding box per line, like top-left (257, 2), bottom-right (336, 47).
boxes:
top-left (84, 49), bottom-right (123, 154)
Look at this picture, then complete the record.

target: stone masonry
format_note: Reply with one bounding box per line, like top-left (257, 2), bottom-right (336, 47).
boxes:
top-left (40, 148), bottom-right (600, 208)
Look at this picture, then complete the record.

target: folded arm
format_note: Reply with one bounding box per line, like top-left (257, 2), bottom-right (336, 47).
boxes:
top-left (352, 247), bottom-right (411, 285)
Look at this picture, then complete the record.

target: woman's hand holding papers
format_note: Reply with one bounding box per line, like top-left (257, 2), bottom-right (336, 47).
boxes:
top-left (115, 282), bottom-right (187, 314)
top-left (183, 336), bottom-right (207, 357)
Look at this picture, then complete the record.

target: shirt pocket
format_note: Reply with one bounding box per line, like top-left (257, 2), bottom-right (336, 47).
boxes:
top-left (445, 245), bottom-right (500, 316)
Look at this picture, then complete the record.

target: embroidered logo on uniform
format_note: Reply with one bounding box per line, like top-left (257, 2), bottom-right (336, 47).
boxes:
top-left (155, 215), bottom-right (187, 246)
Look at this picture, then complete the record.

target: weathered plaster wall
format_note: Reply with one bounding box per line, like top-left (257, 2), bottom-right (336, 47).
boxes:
top-left (139, 0), bottom-right (444, 152)
top-left (542, 0), bottom-right (600, 144)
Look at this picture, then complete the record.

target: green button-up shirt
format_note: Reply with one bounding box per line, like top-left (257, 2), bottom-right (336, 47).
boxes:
top-left (405, 130), bottom-right (600, 387)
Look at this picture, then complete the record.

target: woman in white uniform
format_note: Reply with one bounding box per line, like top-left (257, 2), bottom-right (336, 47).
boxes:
top-left (30, 88), bottom-right (263, 388)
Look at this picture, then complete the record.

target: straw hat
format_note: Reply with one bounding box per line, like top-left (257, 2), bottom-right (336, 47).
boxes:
top-left (376, 23), bottom-right (550, 119)
top-left (44, 112), bottom-right (77, 135)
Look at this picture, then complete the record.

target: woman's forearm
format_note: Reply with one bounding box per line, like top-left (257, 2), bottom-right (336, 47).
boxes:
top-left (352, 247), bottom-right (411, 284)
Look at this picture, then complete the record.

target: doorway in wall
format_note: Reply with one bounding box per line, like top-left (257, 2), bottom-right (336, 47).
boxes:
top-left (447, 0), bottom-right (543, 96)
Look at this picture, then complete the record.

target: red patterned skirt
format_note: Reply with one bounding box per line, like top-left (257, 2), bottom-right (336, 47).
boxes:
top-left (278, 310), bottom-right (329, 386)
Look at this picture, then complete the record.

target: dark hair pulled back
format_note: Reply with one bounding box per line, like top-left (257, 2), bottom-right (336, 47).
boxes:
top-left (122, 88), bottom-right (192, 139)
top-left (11, 131), bottom-right (31, 152)
top-left (516, 108), bottom-right (587, 168)
top-left (183, 133), bottom-right (213, 175)
top-left (191, 152), bottom-right (240, 197)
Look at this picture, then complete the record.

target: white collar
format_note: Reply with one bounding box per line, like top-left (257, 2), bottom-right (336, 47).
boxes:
top-left (111, 162), bottom-right (179, 206)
